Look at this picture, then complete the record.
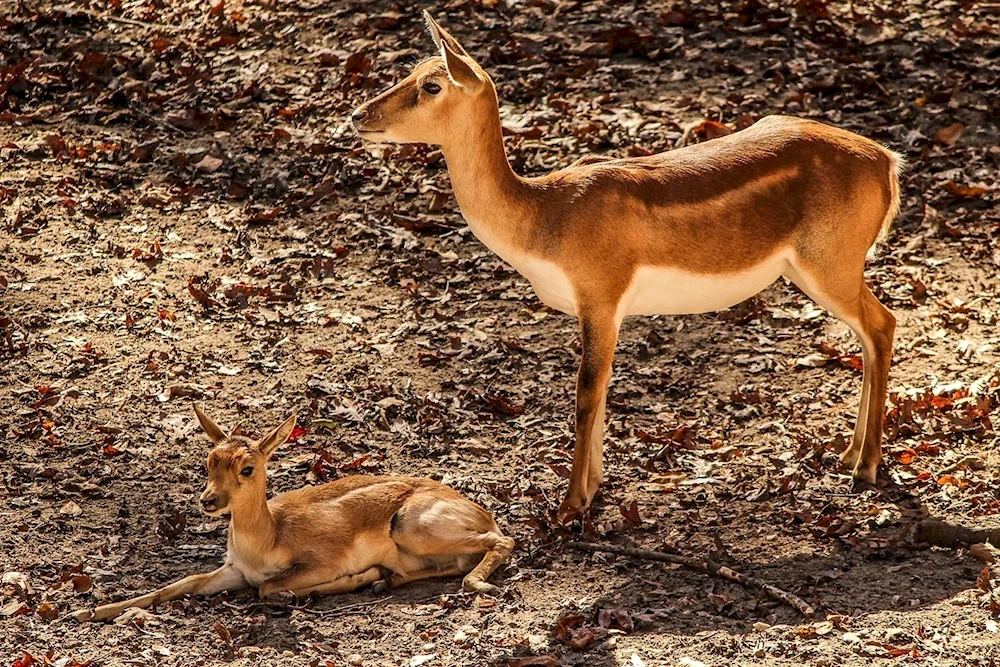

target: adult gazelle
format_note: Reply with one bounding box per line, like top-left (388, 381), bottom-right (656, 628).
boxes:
top-left (354, 12), bottom-right (903, 520)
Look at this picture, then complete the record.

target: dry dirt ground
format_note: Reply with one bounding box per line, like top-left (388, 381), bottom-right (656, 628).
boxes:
top-left (2, 1), bottom-right (1000, 666)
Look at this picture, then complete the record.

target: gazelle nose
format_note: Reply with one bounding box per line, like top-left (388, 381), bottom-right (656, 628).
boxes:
top-left (351, 107), bottom-right (368, 127)
top-left (201, 496), bottom-right (217, 510)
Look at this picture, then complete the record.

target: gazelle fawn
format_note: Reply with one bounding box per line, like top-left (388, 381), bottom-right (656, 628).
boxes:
top-left (353, 13), bottom-right (903, 520)
top-left (71, 406), bottom-right (513, 622)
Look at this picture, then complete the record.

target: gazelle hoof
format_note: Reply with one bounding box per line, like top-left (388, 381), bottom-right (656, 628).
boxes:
top-left (462, 578), bottom-right (500, 596)
top-left (556, 498), bottom-right (586, 525)
top-left (371, 579), bottom-right (390, 595)
top-left (839, 448), bottom-right (861, 470)
top-left (850, 474), bottom-right (879, 494)
top-left (69, 608), bottom-right (94, 623)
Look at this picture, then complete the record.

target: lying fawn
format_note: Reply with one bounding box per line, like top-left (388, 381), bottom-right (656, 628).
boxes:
top-left (71, 406), bottom-right (513, 622)
top-left (353, 13), bottom-right (903, 520)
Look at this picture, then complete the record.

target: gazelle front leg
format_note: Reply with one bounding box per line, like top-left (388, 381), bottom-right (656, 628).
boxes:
top-left (557, 307), bottom-right (620, 522)
top-left (70, 564), bottom-right (247, 622)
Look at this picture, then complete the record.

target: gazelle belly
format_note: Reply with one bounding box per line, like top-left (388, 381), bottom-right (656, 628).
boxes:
top-left (624, 251), bottom-right (790, 317)
top-left (466, 217), bottom-right (789, 319)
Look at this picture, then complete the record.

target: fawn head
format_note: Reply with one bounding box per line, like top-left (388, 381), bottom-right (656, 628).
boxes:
top-left (194, 405), bottom-right (297, 517)
top-left (352, 11), bottom-right (495, 146)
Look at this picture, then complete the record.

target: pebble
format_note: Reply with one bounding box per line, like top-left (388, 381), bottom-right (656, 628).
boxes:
top-left (348, 654), bottom-right (363, 665)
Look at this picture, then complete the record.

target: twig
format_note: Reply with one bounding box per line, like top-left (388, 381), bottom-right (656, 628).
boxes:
top-left (52, 6), bottom-right (182, 31)
top-left (568, 541), bottom-right (816, 618)
top-left (290, 595), bottom-right (393, 617)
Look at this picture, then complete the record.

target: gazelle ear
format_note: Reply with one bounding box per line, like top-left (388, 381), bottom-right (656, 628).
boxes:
top-left (440, 40), bottom-right (483, 90)
top-left (423, 10), bottom-right (470, 58)
top-left (257, 414), bottom-right (297, 459)
top-left (423, 11), bottom-right (481, 90)
top-left (194, 404), bottom-right (228, 444)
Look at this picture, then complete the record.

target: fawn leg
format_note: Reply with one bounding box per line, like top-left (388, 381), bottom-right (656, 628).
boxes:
top-left (70, 564), bottom-right (247, 622)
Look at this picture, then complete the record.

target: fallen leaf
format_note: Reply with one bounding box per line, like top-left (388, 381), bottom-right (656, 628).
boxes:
top-left (60, 501), bottom-right (82, 516)
top-left (935, 122), bottom-right (965, 146)
top-left (194, 155), bottom-right (224, 172)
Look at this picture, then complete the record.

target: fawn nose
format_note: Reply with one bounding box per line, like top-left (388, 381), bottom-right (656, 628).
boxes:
top-left (200, 494), bottom-right (218, 510)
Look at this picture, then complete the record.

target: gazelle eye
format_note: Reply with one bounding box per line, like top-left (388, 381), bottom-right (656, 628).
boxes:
top-left (240, 466), bottom-right (254, 477)
top-left (422, 82), bottom-right (442, 95)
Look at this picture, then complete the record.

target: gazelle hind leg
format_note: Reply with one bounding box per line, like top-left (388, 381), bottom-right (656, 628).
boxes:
top-left (585, 391), bottom-right (608, 498)
top-left (786, 262), bottom-right (894, 486)
top-left (854, 287), bottom-right (895, 484)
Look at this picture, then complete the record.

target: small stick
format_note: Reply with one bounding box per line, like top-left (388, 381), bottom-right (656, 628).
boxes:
top-left (287, 595), bottom-right (393, 617)
top-left (52, 6), bottom-right (182, 31)
top-left (568, 541), bottom-right (816, 618)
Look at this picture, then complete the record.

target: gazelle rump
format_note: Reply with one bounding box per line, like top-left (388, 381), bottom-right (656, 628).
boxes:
top-left (71, 406), bottom-right (513, 622)
top-left (353, 13), bottom-right (903, 520)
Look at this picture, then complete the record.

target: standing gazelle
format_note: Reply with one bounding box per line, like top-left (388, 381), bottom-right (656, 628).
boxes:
top-left (354, 13), bottom-right (902, 520)
top-left (70, 406), bottom-right (513, 622)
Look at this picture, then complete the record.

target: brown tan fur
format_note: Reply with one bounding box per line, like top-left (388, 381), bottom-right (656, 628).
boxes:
top-left (70, 406), bottom-right (513, 622)
top-left (354, 13), bottom-right (903, 520)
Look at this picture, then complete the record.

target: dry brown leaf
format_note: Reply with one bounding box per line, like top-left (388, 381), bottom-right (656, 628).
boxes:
top-left (935, 122), bottom-right (965, 146)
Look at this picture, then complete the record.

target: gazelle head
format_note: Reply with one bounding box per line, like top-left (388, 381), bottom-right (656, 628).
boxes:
top-left (351, 11), bottom-right (496, 147)
top-left (194, 405), bottom-right (297, 517)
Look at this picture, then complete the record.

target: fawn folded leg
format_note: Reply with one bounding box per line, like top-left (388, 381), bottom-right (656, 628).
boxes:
top-left (558, 307), bottom-right (620, 521)
top-left (460, 532), bottom-right (515, 594)
top-left (274, 567), bottom-right (384, 597)
top-left (259, 566), bottom-right (381, 598)
top-left (71, 564), bottom-right (247, 622)
top-left (380, 534), bottom-right (513, 595)
top-left (388, 493), bottom-right (514, 594)
top-left (378, 563), bottom-right (466, 590)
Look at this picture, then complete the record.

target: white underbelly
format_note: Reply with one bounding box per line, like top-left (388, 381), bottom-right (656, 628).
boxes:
top-left (465, 218), bottom-right (788, 320)
top-left (624, 252), bottom-right (789, 317)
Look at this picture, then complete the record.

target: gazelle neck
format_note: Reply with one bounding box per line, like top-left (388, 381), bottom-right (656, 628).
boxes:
top-left (439, 100), bottom-right (535, 238)
top-left (229, 488), bottom-right (276, 551)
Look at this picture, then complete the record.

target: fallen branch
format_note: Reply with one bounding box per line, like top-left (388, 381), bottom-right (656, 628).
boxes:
top-left (568, 541), bottom-right (816, 618)
top-left (914, 518), bottom-right (1000, 549)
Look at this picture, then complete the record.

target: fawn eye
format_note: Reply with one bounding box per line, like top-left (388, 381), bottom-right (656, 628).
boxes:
top-left (240, 466), bottom-right (254, 478)
top-left (422, 81), bottom-right (442, 95)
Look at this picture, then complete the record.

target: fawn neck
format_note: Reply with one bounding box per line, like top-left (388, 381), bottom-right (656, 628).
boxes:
top-left (229, 485), bottom-right (277, 551)
top-left (439, 100), bottom-right (536, 241)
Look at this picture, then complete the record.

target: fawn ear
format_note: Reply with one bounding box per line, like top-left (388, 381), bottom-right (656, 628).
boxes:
top-left (257, 414), bottom-right (297, 459)
top-left (194, 404), bottom-right (227, 444)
